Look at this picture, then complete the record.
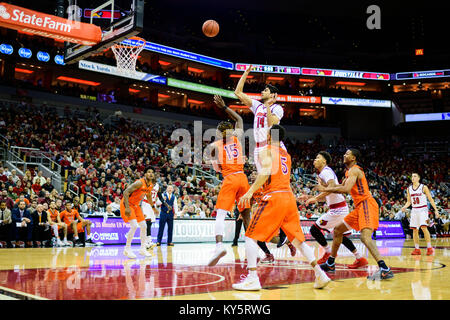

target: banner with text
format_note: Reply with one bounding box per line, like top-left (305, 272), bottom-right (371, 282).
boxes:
top-left (0, 2), bottom-right (102, 45)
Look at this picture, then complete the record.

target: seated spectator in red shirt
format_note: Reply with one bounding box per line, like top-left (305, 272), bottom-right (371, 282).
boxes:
top-left (31, 182), bottom-right (42, 195)
top-left (81, 179), bottom-right (94, 195)
top-left (13, 180), bottom-right (24, 197)
top-left (0, 190), bottom-right (14, 210)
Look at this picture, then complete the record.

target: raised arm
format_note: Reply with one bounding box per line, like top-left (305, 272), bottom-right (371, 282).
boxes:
top-left (213, 95), bottom-right (243, 131)
top-left (234, 65), bottom-right (253, 107)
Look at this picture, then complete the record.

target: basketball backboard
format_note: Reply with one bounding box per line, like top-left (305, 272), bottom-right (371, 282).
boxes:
top-left (64, 0), bottom-right (144, 64)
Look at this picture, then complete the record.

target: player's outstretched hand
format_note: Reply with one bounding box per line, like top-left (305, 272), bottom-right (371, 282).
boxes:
top-left (305, 197), bottom-right (317, 206)
top-left (313, 184), bottom-right (326, 193)
top-left (213, 95), bottom-right (226, 109)
top-left (297, 194), bottom-right (310, 202)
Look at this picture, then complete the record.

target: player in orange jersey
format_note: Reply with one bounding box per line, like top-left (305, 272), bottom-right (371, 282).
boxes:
top-left (120, 167), bottom-right (157, 259)
top-left (60, 201), bottom-right (93, 247)
top-left (232, 125), bottom-right (331, 290)
top-left (46, 200), bottom-right (69, 247)
top-left (206, 95), bottom-right (252, 266)
top-left (315, 148), bottom-right (394, 280)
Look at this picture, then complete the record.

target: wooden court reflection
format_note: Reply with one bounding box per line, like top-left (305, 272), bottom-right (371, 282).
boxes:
top-left (0, 239), bottom-right (449, 300)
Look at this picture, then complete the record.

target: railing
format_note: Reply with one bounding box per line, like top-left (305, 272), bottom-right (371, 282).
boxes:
top-left (1, 142), bottom-right (63, 193)
top-left (190, 165), bottom-right (221, 187)
top-left (68, 181), bottom-right (99, 207)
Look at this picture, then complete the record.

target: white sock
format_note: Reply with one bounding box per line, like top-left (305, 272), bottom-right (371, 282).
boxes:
top-left (245, 236), bottom-right (259, 269)
top-left (324, 245), bottom-right (331, 253)
top-left (248, 269), bottom-right (258, 279)
top-left (354, 251), bottom-right (362, 259)
top-left (427, 242), bottom-right (431, 248)
top-left (74, 236), bottom-right (79, 240)
top-left (313, 264), bottom-right (325, 277)
top-left (215, 209), bottom-right (227, 238)
top-left (415, 243), bottom-right (420, 249)
top-left (86, 234), bottom-right (91, 240)
top-left (297, 241), bottom-right (316, 264)
top-left (138, 221), bottom-right (147, 249)
top-left (126, 220), bottom-right (138, 248)
top-left (216, 242), bottom-right (223, 250)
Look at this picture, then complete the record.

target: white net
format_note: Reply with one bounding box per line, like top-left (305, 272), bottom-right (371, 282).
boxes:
top-left (111, 38), bottom-right (146, 77)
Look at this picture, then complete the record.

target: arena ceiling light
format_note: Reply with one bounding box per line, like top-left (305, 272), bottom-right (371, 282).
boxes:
top-left (229, 74), bottom-right (254, 78)
top-left (267, 76), bottom-right (284, 81)
top-left (56, 76), bottom-right (101, 86)
top-left (335, 81), bottom-right (366, 86)
top-left (187, 99), bottom-right (204, 104)
top-left (15, 68), bottom-right (34, 74)
top-left (188, 67), bottom-right (204, 73)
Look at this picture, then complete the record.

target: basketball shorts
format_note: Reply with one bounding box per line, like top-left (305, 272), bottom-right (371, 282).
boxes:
top-left (410, 208), bottom-right (429, 229)
top-left (344, 197), bottom-right (379, 231)
top-left (245, 191), bottom-right (305, 243)
top-left (120, 199), bottom-right (145, 223)
top-left (67, 221), bottom-right (84, 234)
top-left (315, 205), bottom-right (350, 234)
top-left (216, 171), bottom-right (250, 213)
top-left (141, 198), bottom-right (161, 222)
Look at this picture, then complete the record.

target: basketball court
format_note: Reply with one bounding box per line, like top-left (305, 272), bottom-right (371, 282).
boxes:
top-left (0, 239), bottom-right (448, 300)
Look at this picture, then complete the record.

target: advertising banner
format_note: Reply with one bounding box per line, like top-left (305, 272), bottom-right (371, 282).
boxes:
top-left (235, 63), bottom-right (301, 74)
top-left (88, 217), bottom-right (242, 245)
top-left (302, 67), bottom-right (390, 81)
top-left (245, 93), bottom-right (321, 104)
top-left (167, 78), bottom-right (236, 98)
top-left (0, 2), bottom-right (102, 45)
top-left (122, 39), bottom-right (234, 70)
top-left (395, 69), bottom-right (450, 80)
top-left (78, 60), bottom-right (167, 84)
top-left (87, 216), bottom-right (403, 245)
top-left (405, 112), bottom-right (450, 122)
top-left (300, 219), bottom-right (404, 240)
top-left (322, 96), bottom-right (392, 108)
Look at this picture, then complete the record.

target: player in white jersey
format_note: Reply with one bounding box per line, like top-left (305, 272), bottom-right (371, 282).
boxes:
top-left (234, 65), bottom-right (286, 172)
top-left (300, 151), bottom-right (367, 269)
top-left (234, 65), bottom-right (296, 261)
top-left (401, 173), bottom-right (439, 255)
top-left (141, 182), bottom-right (161, 250)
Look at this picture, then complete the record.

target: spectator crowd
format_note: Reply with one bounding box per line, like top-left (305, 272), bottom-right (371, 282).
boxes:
top-left (0, 99), bottom-right (448, 248)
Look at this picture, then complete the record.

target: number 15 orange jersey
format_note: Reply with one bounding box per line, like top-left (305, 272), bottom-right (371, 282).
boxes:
top-left (213, 135), bottom-right (245, 177)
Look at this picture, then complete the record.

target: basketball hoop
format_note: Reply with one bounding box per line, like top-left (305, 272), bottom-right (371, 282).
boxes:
top-left (111, 36), bottom-right (146, 77)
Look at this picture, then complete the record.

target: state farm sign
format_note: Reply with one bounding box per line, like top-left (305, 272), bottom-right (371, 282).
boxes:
top-left (0, 3), bottom-right (101, 45)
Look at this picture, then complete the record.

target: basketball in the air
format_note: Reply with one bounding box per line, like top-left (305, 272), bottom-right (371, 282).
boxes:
top-left (202, 20), bottom-right (219, 37)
